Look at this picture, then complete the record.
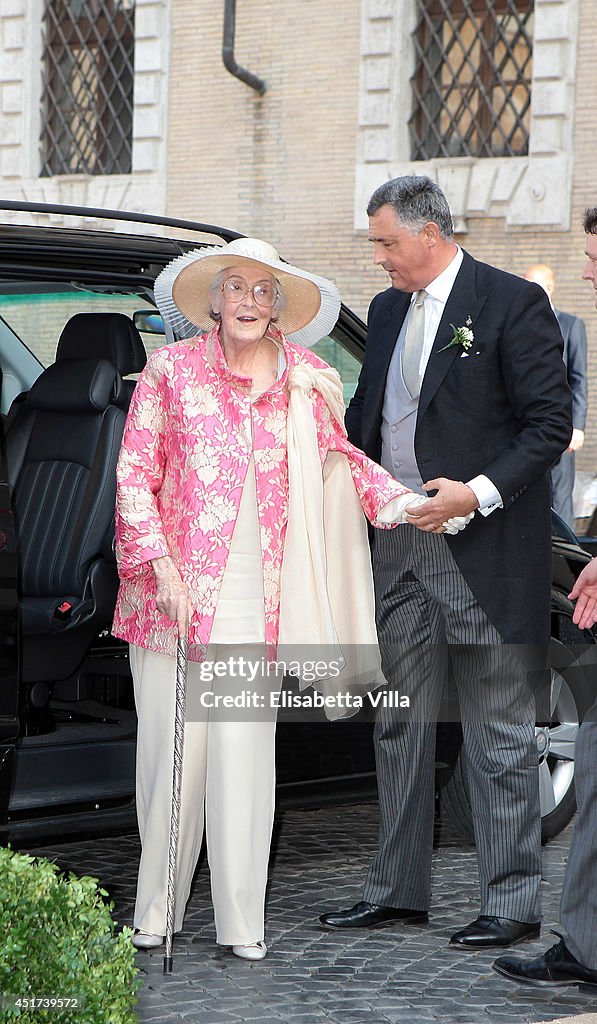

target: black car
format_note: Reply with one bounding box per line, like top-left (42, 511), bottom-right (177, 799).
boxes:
top-left (0, 200), bottom-right (594, 845)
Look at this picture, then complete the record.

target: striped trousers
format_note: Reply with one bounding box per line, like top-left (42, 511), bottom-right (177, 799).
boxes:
top-left (363, 525), bottom-right (542, 923)
top-left (559, 693), bottom-right (597, 968)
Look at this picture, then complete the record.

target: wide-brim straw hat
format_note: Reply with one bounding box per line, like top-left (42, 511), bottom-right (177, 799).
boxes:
top-left (154, 237), bottom-right (341, 348)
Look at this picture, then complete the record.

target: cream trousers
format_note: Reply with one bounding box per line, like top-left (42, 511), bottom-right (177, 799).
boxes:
top-left (130, 642), bottom-right (277, 945)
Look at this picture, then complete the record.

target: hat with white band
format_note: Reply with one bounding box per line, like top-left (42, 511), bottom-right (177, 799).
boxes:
top-left (154, 237), bottom-right (341, 348)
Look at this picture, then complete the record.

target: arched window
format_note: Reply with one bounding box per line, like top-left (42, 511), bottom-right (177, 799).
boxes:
top-left (409, 0), bottom-right (534, 160)
top-left (40, 0), bottom-right (135, 176)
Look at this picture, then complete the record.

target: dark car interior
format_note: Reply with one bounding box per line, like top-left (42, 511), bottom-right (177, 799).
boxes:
top-left (5, 313), bottom-right (146, 733)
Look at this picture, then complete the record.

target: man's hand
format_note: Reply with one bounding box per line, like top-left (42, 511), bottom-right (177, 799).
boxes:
top-left (567, 428), bottom-right (585, 453)
top-left (152, 555), bottom-right (193, 636)
top-left (405, 478), bottom-right (479, 532)
top-left (568, 559), bottom-right (597, 629)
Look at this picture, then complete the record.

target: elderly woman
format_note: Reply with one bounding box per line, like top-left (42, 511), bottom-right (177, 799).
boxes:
top-left (112, 238), bottom-right (469, 960)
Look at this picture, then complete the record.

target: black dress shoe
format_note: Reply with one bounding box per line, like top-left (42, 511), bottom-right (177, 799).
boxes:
top-left (493, 937), bottom-right (597, 988)
top-left (449, 916), bottom-right (540, 949)
top-left (319, 900), bottom-right (428, 929)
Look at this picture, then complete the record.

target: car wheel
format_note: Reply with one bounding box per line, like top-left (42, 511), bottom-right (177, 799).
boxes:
top-left (440, 619), bottom-right (594, 844)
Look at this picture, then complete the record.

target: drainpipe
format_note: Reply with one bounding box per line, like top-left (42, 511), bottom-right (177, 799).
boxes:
top-left (222, 0), bottom-right (267, 96)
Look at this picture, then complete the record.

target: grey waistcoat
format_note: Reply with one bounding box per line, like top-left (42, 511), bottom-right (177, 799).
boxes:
top-left (380, 327), bottom-right (425, 494)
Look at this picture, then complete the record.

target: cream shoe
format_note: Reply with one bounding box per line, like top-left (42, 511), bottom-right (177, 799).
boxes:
top-left (131, 930), bottom-right (164, 949)
top-left (232, 941), bottom-right (267, 960)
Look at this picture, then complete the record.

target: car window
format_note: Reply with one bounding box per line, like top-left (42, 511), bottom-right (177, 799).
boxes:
top-left (311, 334), bottom-right (362, 404)
top-left (0, 286), bottom-right (159, 368)
top-left (0, 283), bottom-right (366, 410)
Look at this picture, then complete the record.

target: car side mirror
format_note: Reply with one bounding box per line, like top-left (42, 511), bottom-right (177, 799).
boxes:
top-left (133, 310), bottom-right (165, 335)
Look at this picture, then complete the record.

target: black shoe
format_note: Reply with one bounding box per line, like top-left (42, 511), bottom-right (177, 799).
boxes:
top-left (449, 916), bottom-right (540, 949)
top-left (319, 900), bottom-right (428, 929)
top-left (493, 937), bottom-right (597, 988)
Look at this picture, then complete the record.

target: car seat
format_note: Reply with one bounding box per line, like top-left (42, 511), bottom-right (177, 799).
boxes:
top-left (5, 312), bottom-right (146, 731)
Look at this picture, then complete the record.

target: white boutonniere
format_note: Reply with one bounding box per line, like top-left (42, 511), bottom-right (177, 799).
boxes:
top-left (439, 323), bottom-right (474, 353)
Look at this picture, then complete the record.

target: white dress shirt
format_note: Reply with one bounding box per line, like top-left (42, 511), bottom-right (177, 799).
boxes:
top-left (409, 247), bottom-right (502, 514)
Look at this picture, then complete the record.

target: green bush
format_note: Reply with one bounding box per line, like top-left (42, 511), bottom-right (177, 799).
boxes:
top-left (0, 847), bottom-right (139, 1023)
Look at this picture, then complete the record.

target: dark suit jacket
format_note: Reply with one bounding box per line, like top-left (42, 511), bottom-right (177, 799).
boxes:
top-left (555, 307), bottom-right (588, 431)
top-left (346, 250), bottom-right (573, 646)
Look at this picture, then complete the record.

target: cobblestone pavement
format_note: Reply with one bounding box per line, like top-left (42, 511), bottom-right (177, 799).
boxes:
top-left (29, 802), bottom-right (597, 1024)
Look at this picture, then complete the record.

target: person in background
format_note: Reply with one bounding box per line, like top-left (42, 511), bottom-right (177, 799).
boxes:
top-left (112, 237), bottom-right (468, 961)
top-left (319, 175), bottom-right (572, 950)
top-left (524, 263), bottom-right (588, 530)
top-left (493, 208), bottom-right (597, 989)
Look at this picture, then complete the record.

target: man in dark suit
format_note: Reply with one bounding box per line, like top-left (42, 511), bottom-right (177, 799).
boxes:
top-left (493, 207), bottom-right (597, 987)
top-left (524, 263), bottom-right (588, 530)
top-left (319, 176), bottom-right (572, 948)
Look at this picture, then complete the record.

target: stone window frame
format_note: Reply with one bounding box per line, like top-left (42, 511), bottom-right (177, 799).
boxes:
top-left (0, 0), bottom-right (170, 220)
top-left (355, 0), bottom-right (580, 232)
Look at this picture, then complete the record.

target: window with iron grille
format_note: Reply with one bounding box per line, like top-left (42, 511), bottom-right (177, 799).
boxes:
top-left (40, 0), bottom-right (135, 176)
top-left (409, 0), bottom-right (534, 160)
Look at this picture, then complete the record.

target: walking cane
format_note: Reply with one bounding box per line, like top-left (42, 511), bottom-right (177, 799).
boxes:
top-left (163, 629), bottom-right (188, 974)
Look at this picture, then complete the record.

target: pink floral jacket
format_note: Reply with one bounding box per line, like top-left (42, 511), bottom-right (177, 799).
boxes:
top-left (112, 325), bottom-right (411, 661)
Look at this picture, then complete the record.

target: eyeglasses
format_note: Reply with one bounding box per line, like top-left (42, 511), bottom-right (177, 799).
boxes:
top-left (221, 276), bottom-right (279, 308)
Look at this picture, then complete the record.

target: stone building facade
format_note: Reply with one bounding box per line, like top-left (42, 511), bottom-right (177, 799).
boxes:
top-left (1, 0), bottom-right (596, 477)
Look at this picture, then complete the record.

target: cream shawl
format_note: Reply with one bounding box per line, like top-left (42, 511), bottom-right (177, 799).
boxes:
top-left (278, 363), bottom-right (396, 720)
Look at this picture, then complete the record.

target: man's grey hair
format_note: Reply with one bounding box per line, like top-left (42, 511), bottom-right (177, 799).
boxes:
top-left (583, 207), bottom-right (597, 235)
top-left (367, 175), bottom-right (454, 239)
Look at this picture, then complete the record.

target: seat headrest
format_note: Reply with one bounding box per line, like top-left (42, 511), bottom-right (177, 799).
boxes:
top-left (28, 359), bottom-right (119, 413)
top-left (56, 312), bottom-right (147, 376)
